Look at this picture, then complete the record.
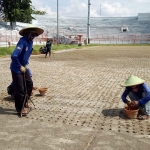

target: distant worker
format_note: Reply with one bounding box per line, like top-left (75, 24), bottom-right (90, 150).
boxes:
top-left (45, 38), bottom-right (52, 58)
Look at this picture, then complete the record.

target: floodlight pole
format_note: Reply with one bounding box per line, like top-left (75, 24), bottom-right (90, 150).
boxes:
top-left (87, 0), bottom-right (91, 44)
top-left (57, 0), bottom-right (59, 45)
top-left (100, 4), bottom-right (101, 16)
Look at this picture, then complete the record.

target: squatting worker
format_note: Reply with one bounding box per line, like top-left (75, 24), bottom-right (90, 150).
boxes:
top-left (10, 25), bottom-right (44, 116)
top-left (121, 75), bottom-right (150, 120)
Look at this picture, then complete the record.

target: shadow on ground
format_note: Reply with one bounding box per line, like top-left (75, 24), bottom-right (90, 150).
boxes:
top-left (102, 108), bottom-right (127, 119)
top-left (3, 96), bottom-right (15, 102)
top-left (0, 107), bottom-right (16, 115)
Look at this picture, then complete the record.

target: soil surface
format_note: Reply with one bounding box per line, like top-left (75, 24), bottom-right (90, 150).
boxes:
top-left (0, 46), bottom-right (150, 150)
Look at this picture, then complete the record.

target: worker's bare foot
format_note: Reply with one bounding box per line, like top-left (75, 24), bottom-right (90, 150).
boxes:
top-left (137, 115), bottom-right (150, 120)
top-left (19, 109), bottom-right (28, 116)
top-left (25, 103), bottom-right (32, 109)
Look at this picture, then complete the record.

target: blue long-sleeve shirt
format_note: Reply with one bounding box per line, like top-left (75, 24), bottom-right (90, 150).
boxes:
top-left (121, 83), bottom-right (150, 105)
top-left (10, 37), bottom-right (33, 73)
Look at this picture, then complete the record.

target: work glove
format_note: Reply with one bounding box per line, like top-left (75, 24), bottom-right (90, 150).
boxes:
top-left (126, 100), bottom-right (132, 106)
top-left (130, 101), bottom-right (138, 107)
top-left (20, 66), bottom-right (26, 73)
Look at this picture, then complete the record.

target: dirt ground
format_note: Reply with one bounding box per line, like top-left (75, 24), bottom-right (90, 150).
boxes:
top-left (0, 46), bottom-right (150, 150)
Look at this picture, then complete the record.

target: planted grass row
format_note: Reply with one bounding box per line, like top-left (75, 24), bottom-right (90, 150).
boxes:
top-left (0, 44), bottom-right (93, 56)
top-left (0, 43), bottom-right (149, 56)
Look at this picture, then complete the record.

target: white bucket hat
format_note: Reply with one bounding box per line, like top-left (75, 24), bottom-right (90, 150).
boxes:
top-left (19, 24), bottom-right (44, 36)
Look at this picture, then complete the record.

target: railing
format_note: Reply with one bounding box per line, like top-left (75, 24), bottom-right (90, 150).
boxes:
top-left (0, 30), bottom-right (150, 47)
top-left (88, 34), bottom-right (150, 44)
top-left (0, 30), bottom-right (48, 47)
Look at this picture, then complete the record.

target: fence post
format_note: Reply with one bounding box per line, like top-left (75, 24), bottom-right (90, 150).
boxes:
top-left (134, 35), bottom-right (136, 44)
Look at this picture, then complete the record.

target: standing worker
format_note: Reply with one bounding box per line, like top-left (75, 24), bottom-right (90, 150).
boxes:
top-left (10, 25), bottom-right (44, 116)
top-left (45, 38), bottom-right (52, 58)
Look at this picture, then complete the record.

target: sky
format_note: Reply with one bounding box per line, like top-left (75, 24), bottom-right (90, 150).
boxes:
top-left (31, 0), bottom-right (150, 17)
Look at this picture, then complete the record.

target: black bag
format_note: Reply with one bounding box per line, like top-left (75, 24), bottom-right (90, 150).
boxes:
top-left (7, 84), bottom-right (14, 95)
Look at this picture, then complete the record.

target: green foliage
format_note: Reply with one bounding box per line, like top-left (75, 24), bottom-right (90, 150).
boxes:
top-left (32, 44), bottom-right (79, 53)
top-left (3, 0), bottom-right (33, 28)
top-left (0, 44), bottom-right (88, 56)
top-left (19, 0), bottom-right (33, 22)
top-left (0, 46), bottom-right (15, 56)
top-left (2, 0), bottom-right (46, 28)
top-left (51, 44), bottom-right (79, 50)
top-left (31, 5), bottom-right (46, 15)
top-left (32, 10), bottom-right (46, 15)
top-left (0, 44), bottom-right (150, 57)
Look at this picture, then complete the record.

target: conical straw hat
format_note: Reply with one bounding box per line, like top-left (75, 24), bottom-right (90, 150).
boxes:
top-left (121, 75), bottom-right (145, 87)
top-left (19, 24), bottom-right (44, 36)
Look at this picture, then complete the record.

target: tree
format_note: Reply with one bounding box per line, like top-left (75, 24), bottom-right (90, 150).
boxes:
top-left (18, 0), bottom-right (33, 23)
top-left (3, 0), bottom-right (33, 29)
top-left (32, 6), bottom-right (46, 15)
top-left (0, 0), bottom-right (5, 20)
top-left (3, 0), bottom-right (46, 29)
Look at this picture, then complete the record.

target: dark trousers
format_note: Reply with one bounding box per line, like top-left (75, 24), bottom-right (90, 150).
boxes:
top-left (11, 70), bottom-right (33, 112)
top-left (129, 91), bottom-right (150, 115)
top-left (45, 48), bottom-right (51, 57)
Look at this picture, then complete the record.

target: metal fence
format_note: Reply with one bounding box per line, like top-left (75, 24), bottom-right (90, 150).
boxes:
top-left (0, 30), bottom-right (48, 47)
top-left (89, 34), bottom-right (150, 44)
top-left (0, 30), bottom-right (150, 47)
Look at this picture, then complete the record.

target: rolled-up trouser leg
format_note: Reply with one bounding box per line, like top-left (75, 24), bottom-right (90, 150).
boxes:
top-left (11, 71), bottom-right (25, 112)
top-left (144, 101), bottom-right (150, 115)
top-left (142, 92), bottom-right (150, 115)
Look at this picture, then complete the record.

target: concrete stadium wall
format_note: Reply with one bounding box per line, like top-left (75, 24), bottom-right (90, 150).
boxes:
top-left (0, 21), bottom-right (9, 26)
top-left (138, 13), bottom-right (150, 20)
